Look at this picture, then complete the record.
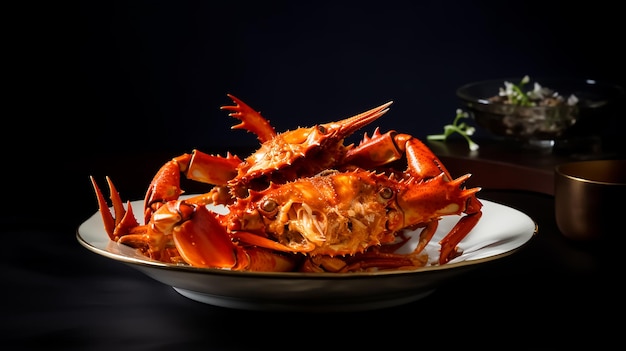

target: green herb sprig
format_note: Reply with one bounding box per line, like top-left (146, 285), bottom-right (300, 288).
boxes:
top-left (427, 109), bottom-right (479, 151)
top-left (500, 75), bottom-right (533, 106)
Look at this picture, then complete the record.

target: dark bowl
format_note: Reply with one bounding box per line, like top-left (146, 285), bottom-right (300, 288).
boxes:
top-left (457, 77), bottom-right (625, 143)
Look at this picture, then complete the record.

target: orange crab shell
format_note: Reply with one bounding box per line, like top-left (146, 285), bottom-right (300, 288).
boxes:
top-left (225, 100), bottom-right (393, 193)
top-left (225, 169), bottom-right (407, 257)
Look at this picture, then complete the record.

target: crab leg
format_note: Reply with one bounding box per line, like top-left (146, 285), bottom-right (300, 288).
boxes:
top-left (398, 137), bottom-right (482, 264)
top-left (438, 196), bottom-right (483, 264)
top-left (175, 151), bottom-right (243, 186)
top-left (343, 128), bottom-right (407, 168)
top-left (346, 130), bottom-right (453, 179)
top-left (352, 133), bottom-right (483, 265)
top-left (142, 150), bottom-right (243, 220)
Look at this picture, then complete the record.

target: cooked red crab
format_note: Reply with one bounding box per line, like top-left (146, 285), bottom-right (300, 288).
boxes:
top-left (91, 95), bottom-right (482, 272)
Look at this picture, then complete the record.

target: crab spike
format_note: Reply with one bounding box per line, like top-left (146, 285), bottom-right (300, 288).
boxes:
top-left (90, 176), bottom-right (117, 239)
top-left (448, 173), bottom-right (471, 185)
top-left (461, 186), bottom-right (482, 199)
top-left (221, 94), bottom-right (277, 143)
top-left (105, 176), bottom-right (126, 225)
top-left (320, 101), bottom-right (393, 139)
top-left (448, 173), bottom-right (482, 204)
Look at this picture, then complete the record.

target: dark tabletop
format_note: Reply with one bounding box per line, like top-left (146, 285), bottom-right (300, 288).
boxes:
top-left (3, 140), bottom-right (624, 350)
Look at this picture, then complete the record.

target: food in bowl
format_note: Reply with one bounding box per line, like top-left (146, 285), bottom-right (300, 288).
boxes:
top-left (456, 76), bottom-right (610, 143)
top-left (485, 76), bottom-right (578, 139)
top-left (489, 75), bottom-right (579, 107)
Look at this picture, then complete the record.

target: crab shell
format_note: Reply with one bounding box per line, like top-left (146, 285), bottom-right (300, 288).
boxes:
top-left (224, 98), bottom-right (393, 195)
top-left (225, 168), bottom-right (477, 258)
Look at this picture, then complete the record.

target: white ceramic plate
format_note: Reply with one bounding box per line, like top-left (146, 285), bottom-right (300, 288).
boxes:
top-left (77, 198), bottom-right (537, 312)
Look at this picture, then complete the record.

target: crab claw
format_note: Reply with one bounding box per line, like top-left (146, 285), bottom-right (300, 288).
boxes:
top-left (221, 94), bottom-right (277, 143)
top-left (167, 203), bottom-right (238, 268)
top-left (142, 150), bottom-right (244, 220)
top-left (143, 158), bottom-right (186, 224)
top-left (167, 202), bottom-right (296, 271)
top-left (90, 176), bottom-right (140, 240)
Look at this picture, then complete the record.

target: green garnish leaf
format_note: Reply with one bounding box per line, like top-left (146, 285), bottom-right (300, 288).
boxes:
top-left (427, 109), bottom-right (479, 151)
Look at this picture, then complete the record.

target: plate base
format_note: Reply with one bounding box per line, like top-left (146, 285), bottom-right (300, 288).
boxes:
top-left (173, 287), bottom-right (435, 312)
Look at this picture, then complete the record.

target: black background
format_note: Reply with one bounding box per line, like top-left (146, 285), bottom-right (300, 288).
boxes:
top-left (46, 0), bottom-right (626, 150)
top-left (72, 0), bottom-right (625, 152)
